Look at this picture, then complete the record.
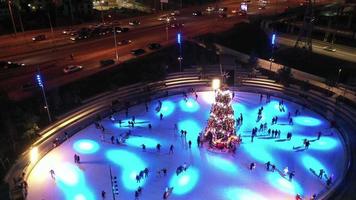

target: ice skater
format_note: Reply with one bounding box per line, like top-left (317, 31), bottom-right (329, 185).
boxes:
top-left (49, 169), bottom-right (55, 179)
top-left (169, 145), bottom-right (174, 154)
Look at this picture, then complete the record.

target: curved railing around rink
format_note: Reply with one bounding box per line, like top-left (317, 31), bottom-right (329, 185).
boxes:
top-left (5, 71), bottom-right (356, 200)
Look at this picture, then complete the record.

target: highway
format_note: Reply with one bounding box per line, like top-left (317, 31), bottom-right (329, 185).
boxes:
top-left (0, 0), bottom-right (316, 100)
top-left (277, 34), bottom-right (356, 63)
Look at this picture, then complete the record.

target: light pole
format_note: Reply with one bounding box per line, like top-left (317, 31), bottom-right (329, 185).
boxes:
top-left (177, 33), bottom-right (183, 72)
top-left (100, 0), bottom-right (105, 24)
top-left (36, 72), bottom-right (52, 123)
top-left (113, 26), bottom-right (119, 61)
top-left (336, 68), bottom-right (342, 85)
top-left (7, 0), bottom-right (17, 35)
top-left (166, 18), bottom-right (170, 41)
top-left (269, 33), bottom-right (276, 71)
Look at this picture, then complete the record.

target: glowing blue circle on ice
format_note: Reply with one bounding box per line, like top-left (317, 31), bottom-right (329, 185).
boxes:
top-left (106, 149), bottom-right (147, 190)
top-left (126, 137), bottom-right (160, 148)
top-left (301, 155), bottom-right (328, 175)
top-left (56, 163), bottom-right (95, 200)
top-left (206, 153), bottom-right (238, 173)
top-left (294, 116), bottom-right (322, 126)
top-left (311, 137), bottom-right (338, 150)
top-left (267, 172), bottom-right (303, 195)
top-left (243, 144), bottom-right (274, 163)
top-left (74, 194), bottom-right (86, 200)
top-left (169, 167), bottom-right (199, 195)
top-left (179, 98), bottom-right (200, 112)
top-left (73, 139), bottom-right (100, 154)
top-left (178, 119), bottom-right (201, 142)
top-left (156, 100), bottom-right (175, 116)
top-left (224, 187), bottom-right (267, 200)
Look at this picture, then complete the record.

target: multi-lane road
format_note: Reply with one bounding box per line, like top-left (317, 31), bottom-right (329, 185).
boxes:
top-left (0, 0), bottom-right (312, 100)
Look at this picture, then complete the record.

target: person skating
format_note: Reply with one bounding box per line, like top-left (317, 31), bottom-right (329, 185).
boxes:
top-left (319, 169), bottom-right (325, 179)
top-left (160, 113), bottom-right (163, 120)
top-left (156, 143), bottom-right (161, 152)
top-left (101, 190), bottom-right (106, 199)
top-left (289, 171), bottom-right (295, 181)
top-left (249, 162), bottom-right (256, 170)
top-left (142, 144), bottom-right (146, 152)
top-left (169, 145), bottom-right (174, 154)
top-left (49, 169), bottom-right (55, 179)
top-left (188, 140), bottom-right (192, 149)
top-left (265, 161), bottom-right (271, 171)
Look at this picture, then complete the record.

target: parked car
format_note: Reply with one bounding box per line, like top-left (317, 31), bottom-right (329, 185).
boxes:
top-left (192, 11), bottom-right (202, 16)
top-left (148, 43), bottom-right (161, 50)
top-left (129, 20), bottom-right (140, 26)
top-left (32, 35), bottom-right (46, 41)
top-left (1, 61), bottom-right (25, 69)
top-left (100, 59), bottom-right (115, 67)
top-left (121, 27), bottom-right (130, 33)
top-left (131, 49), bottom-right (146, 56)
top-left (118, 39), bottom-right (132, 46)
top-left (63, 65), bottom-right (83, 73)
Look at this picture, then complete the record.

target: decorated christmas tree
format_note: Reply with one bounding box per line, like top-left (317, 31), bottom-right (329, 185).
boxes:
top-left (204, 89), bottom-right (237, 150)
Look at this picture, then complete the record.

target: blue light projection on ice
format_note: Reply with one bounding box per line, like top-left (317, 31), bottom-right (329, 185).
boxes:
top-left (126, 136), bottom-right (160, 148)
top-left (265, 100), bottom-right (288, 116)
top-left (106, 150), bottom-right (147, 190)
top-left (73, 139), bottom-right (100, 154)
top-left (294, 116), bottom-right (322, 126)
top-left (223, 187), bottom-right (267, 200)
top-left (301, 155), bottom-right (329, 175)
top-left (169, 167), bottom-right (199, 195)
top-left (179, 98), bottom-right (200, 113)
top-left (56, 163), bottom-right (95, 200)
top-left (206, 153), bottom-right (238, 173)
top-left (243, 144), bottom-right (274, 163)
top-left (267, 172), bottom-right (303, 195)
top-left (156, 100), bottom-right (175, 117)
top-left (178, 119), bottom-right (201, 141)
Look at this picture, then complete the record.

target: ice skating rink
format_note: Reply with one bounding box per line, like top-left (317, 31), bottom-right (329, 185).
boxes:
top-left (27, 91), bottom-right (347, 200)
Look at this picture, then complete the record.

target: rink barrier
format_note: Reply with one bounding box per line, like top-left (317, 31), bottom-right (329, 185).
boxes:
top-left (5, 72), bottom-right (356, 200)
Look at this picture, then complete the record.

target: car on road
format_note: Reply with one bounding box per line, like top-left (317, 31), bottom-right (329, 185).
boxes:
top-left (63, 65), bottom-right (83, 73)
top-left (32, 35), bottom-right (46, 41)
top-left (62, 29), bottom-right (73, 34)
top-left (158, 15), bottom-right (168, 21)
top-left (131, 49), bottom-right (146, 56)
top-left (100, 59), bottom-right (115, 67)
top-left (323, 46), bottom-right (336, 52)
top-left (148, 43), bottom-right (161, 50)
top-left (121, 27), bottom-right (130, 33)
top-left (118, 39), bottom-right (132, 46)
top-left (192, 11), bottom-right (202, 16)
top-left (170, 23), bottom-right (184, 29)
top-left (1, 61), bottom-right (25, 70)
top-left (218, 7), bottom-right (228, 13)
top-left (170, 10), bottom-right (180, 16)
top-left (129, 20), bottom-right (140, 26)
top-left (206, 6), bottom-right (215, 12)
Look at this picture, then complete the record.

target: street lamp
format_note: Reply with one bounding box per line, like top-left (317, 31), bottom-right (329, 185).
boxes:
top-left (7, 0), bottom-right (17, 35)
top-left (36, 72), bottom-right (52, 123)
top-left (166, 18), bottom-right (170, 41)
top-left (336, 67), bottom-right (342, 85)
top-left (269, 33), bottom-right (276, 71)
top-left (177, 33), bottom-right (183, 72)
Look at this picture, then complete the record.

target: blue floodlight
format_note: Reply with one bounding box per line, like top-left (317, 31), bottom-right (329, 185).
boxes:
top-left (271, 33), bottom-right (276, 45)
top-left (177, 33), bottom-right (181, 44)
top-left (36, 74), bottom-right (43, 88)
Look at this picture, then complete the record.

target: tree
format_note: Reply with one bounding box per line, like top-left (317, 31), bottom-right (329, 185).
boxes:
top-left (204, 89), bottom-right (237, 150)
